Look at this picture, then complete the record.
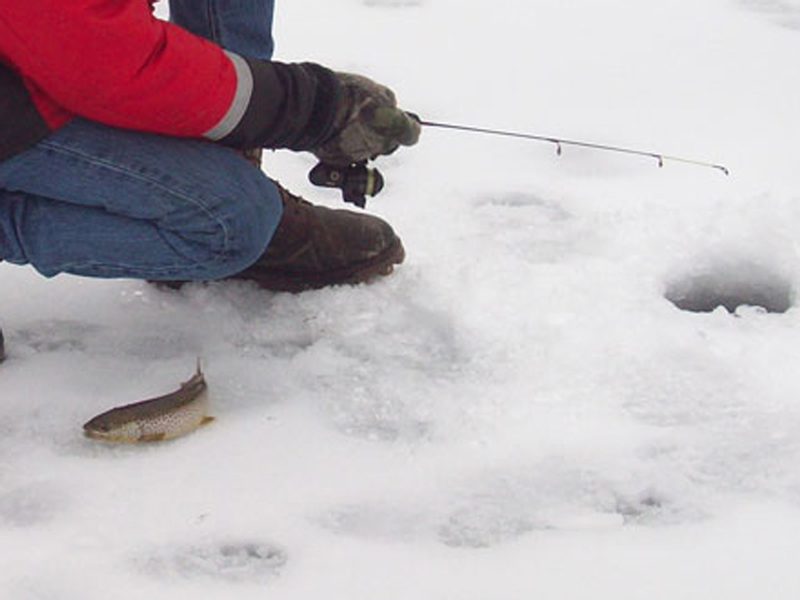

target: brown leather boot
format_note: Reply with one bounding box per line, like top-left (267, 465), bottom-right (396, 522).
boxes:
top-left (152, 180), bottom-right (404, 293)
top-left (231, 181), bottom-right (404, 292)
top-left (153, 146), bottom-right (404, 292)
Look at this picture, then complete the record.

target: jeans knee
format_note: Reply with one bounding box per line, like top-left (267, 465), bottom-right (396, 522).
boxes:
top-left (212, 175), bottom-right (283, 277)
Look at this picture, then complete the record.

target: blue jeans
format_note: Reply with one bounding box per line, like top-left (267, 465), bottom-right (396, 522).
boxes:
top-left (0, 1), bottom-right (281, 280)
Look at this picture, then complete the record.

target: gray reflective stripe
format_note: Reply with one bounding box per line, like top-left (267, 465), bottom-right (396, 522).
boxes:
top-left (203, 51), bottom-right (253, 141)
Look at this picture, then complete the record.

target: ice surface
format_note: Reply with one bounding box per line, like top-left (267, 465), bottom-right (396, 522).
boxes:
top-left (742, 0), bottom-right (800, 29)
top-left (4, 0), bottom-right (800, 598)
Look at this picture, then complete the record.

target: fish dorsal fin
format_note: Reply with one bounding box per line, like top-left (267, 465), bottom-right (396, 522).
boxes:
top-left (179, 358), bottom-right (205, 389)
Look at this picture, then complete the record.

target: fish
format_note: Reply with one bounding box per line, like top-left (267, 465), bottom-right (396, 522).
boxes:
top-left (83, 362), bottom-right (213, 443)
top-left (0, 327), bottom-right (5, 363)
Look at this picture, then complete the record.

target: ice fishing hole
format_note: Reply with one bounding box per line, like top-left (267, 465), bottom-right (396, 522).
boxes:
top-left (664, 261), bottom-right (794, 314)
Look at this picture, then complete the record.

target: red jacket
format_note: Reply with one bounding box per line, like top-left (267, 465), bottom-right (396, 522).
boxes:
top-left (0, 0), bottom-right (237, 137)
top-left (0, 0), bottom-right (339, 161)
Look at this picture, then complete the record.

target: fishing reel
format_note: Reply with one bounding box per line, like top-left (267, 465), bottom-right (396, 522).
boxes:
top-left (308, 161), bottom-right (384, 208)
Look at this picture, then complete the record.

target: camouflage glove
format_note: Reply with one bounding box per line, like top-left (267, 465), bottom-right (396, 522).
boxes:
top-left (313, 73), bottom-right (421, 166)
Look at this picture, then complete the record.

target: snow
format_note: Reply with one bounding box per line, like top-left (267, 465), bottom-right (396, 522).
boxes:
top-left (3, 0), bottom-right (800, 598)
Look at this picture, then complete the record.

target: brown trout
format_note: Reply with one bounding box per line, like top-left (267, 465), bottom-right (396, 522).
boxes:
top-left (83, 363), bottom-right (213, 443)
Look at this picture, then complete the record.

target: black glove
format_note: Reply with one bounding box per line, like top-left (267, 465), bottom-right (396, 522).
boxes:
top-left (312, 73), bottom-right (421, 166)
top-left (214, 58), bottom-right (419, 162)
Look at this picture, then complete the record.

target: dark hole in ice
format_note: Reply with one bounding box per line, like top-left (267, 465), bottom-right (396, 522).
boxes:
top-left (665, 262), bottom-right (794, 314)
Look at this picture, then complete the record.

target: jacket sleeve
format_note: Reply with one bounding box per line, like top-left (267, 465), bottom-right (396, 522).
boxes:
top-left (0, 0), bottom-right (339, 149)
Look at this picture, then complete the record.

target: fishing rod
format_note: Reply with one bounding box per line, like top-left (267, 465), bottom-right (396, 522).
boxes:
top-left (309, 112), bottom-right (730, 208)
top-left (413, 116), bottom-right (730, 176)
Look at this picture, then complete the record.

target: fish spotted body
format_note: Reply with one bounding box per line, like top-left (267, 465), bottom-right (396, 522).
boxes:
top-left (83, 365), bottom-right (212, 443)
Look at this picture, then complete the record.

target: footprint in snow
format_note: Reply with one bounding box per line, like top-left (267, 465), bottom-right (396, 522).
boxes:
top-left (11, 318), bottom-right (201, 361)
top-left (436, 465), bottom-right (694, 548)
top-left (0, 482), bottom-right (66, 528)
top-left (437, 489), bottom-right (685, 547)
top-left (471, 192), bottom-right (595, 264)
top-left (135, 539), bottom-right (287, 583)
top-left (740, 0), bottom-right (800, 30)
top-left (476, 192), bottom-right (572, 218)
top-left (11, 319), bottom-right (100, 354)
top-left (315, 476), bottom-right (685, 550)
top-left (438, 504), bottom-right (541, 548)
top-left (317, 503), bottom-right (433, 542)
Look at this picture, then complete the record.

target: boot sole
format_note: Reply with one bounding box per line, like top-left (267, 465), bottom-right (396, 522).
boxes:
top-left (151, 236), bottom-right (405, 294)
top-left (243, 235), bottom-right (406, 293)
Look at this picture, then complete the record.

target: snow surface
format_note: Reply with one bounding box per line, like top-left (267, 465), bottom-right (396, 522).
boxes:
top-left (3, 0), bottom-right (800, 598)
